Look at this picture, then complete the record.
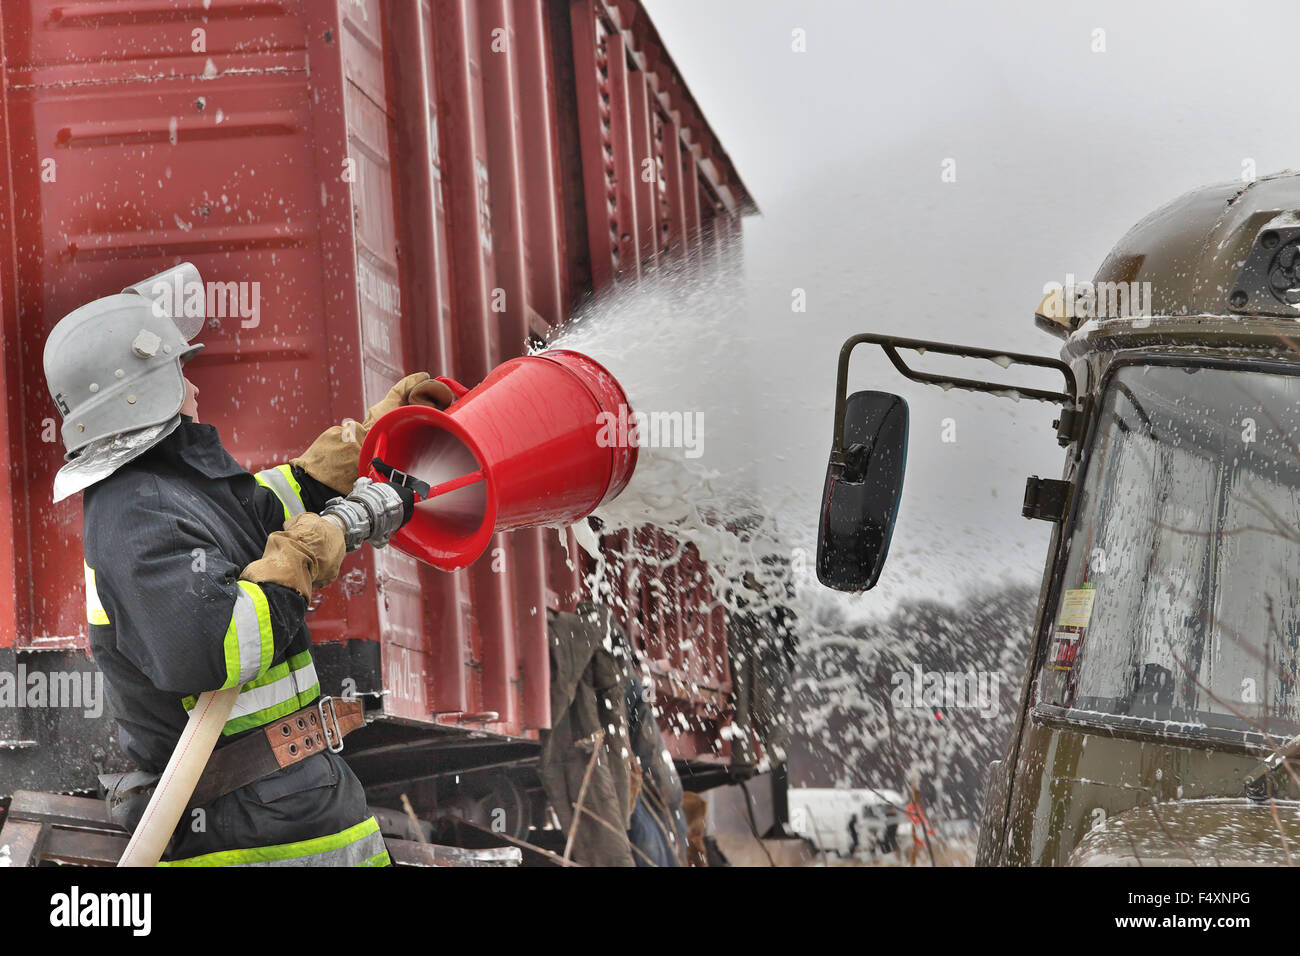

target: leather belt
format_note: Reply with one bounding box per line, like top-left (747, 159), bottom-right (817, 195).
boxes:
top-left (189, 696), bottom-right (365, 809)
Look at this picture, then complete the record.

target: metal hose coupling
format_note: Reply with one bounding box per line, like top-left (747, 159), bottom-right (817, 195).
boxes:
top-left (320, 477), bottom-right (411, 552)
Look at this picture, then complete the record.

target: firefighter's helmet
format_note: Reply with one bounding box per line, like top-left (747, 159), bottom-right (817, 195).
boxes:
top-left (43, 263), bottom-right (205, 460)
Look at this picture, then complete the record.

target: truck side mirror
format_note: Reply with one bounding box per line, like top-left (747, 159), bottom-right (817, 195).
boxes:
top-left (816, 391), bottom-right (908, 592)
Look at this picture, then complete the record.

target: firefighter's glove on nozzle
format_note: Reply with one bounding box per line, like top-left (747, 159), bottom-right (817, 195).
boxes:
top-left (240, 513), bottom-right (346, 600)
top-left (291, 372), bottom-right (456, 495)
top-left (320, 478), bottom-right (416, 553)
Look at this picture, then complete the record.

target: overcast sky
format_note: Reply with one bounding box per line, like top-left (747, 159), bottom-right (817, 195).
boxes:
top-left (639, 0), bottom-right (1300, 609)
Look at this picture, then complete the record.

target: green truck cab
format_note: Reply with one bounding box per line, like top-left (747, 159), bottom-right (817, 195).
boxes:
top-left (819, 172), bottom-right (1300, 865)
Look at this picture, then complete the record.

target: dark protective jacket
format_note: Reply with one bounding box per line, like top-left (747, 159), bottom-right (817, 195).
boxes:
top-left (82, 421), bottom-right (388, 866)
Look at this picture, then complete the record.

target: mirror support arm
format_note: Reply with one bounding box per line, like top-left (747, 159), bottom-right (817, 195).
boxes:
top-left (832, 334), bottom-right (1080, 466)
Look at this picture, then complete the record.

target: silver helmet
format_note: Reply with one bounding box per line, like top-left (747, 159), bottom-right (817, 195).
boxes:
top-left (44, 263), bottom-right (206, 500)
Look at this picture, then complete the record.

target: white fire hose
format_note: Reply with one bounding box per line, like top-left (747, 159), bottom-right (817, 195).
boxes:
top-left (117, 687), bottom-right (240, 867)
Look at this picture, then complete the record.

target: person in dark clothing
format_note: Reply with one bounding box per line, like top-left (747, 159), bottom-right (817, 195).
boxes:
top-left (880, 805), bottom-right (900, 854)
top-left (45, 267), bottom-right (450, 865)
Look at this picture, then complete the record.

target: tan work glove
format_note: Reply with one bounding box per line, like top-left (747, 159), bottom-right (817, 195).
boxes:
top-left (240, 513), bottom-right (346, 599)
top-left (291, 372), bottom-right (456, 495)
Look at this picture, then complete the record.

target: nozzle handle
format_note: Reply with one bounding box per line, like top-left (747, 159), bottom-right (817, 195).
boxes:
top-left (371, 456), bottom-right (431, 499)
top-left (436, 376), bottom-right (470, 400)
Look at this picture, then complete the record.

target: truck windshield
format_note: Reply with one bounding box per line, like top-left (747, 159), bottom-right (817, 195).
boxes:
top-left (1041, 362), bottom-right (1300, 740)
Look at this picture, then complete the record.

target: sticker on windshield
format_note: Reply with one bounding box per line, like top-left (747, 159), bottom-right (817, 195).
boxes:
top-left (1048, 628), bottom-right (1082, 671)
top-left (1057, 586), bottom-right (1096, 628)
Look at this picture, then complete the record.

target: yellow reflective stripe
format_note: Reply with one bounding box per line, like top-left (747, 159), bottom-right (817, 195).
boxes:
top-left (158, 816), bottom-right (387, 867)
top-left (243, 650), bottom-right (313, 692)
top-left (255, 464), bottom-right (305, 525)
top-left (242, 581), bottom-right (274, 682)
top-left (84, 562), bottom-right (109, 626)
top-left (219, 581), bottom-right (274, 690)
top-left (185, 650), bottom-right (320, 737)
top-left (222, 672), bottom-right (320, 736)
top-left (185, 652), bottom-right (312, 706)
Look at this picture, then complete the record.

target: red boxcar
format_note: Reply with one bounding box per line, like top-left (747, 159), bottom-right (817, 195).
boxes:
top-left (0, 0), bottom-right (756, 800)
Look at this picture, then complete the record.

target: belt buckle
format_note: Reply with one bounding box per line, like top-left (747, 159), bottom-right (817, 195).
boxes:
top-left (318, 696), bottom-right (345, 754)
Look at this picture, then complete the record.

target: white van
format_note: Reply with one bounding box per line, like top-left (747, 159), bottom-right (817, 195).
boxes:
top-left (787, 787), bottom-right (909, 858)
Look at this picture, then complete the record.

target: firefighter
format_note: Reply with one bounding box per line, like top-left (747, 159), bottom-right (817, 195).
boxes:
top-left (43, 266), bottom-right (453, 866)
